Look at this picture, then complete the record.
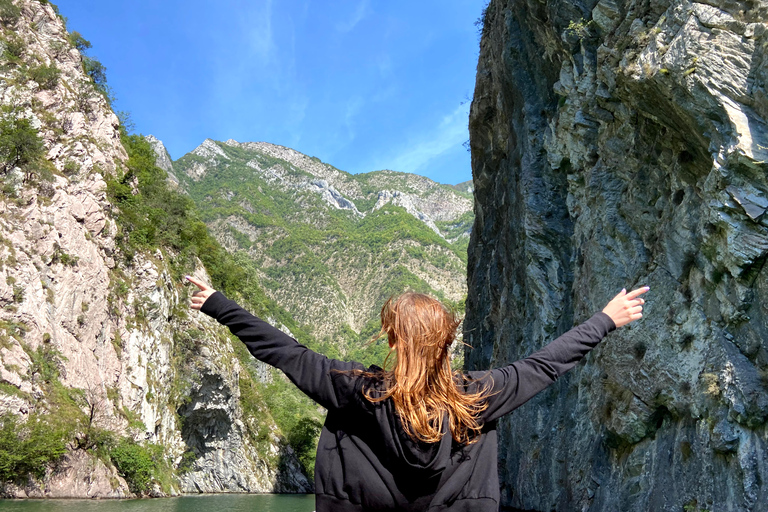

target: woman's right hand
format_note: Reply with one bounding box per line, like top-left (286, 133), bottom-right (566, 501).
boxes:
top-left (602, 286), bottom-right (649, 328)
top-left (187, 275), bottom-right (217, 310)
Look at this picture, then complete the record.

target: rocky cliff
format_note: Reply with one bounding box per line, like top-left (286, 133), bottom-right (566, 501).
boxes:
top-left (0, 0), bottom-right (308, 497)
top-left (466, 0), bottom-right (768, 510)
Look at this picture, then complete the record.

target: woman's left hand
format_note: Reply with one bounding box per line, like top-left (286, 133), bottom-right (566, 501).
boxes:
top-left (187, 275), bottom-right (217, 310)
top-left (601, 286), bottom-right (649, 328)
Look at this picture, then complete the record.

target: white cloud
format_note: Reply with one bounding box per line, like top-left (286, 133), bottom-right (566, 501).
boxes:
top-left (376, 54), bottom-right (393, 79)
top-left (209, 0), bottom-right (278, 95)
top-left (344, 96), bottom-right (364, 138)
top-left (379, 104), bottom-right (469, 174)
top-left (336, 0), bottom-right (369, 33)
top-left (285, 95), bottom-right (309, 146)
top-left (251, 5), bottom-right (274, 62)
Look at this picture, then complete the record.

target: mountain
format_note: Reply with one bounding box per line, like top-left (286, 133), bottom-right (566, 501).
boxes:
top-left (466, 0), bottom-right (768, 510)
top-left (170, 139), bottom-right (473, 353)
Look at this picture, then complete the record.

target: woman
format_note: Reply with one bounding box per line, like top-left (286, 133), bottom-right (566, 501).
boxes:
top-left (188, 275), bottom-right (647, 512)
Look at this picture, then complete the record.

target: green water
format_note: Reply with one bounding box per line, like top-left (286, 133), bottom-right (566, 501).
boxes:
top-left (0, 494), bottom-right (315, 512)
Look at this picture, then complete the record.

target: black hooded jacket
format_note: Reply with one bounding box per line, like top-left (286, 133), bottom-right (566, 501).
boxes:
top-left (201, 291), bottom-right (616, 511)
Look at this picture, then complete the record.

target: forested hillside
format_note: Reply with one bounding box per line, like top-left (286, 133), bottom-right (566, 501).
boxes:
top-left (170, 138), bottom-right (473, 357)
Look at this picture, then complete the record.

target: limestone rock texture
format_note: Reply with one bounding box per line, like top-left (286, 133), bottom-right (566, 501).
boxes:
top-left (0, 0), bottom-right (308, 497)
top-left (145, 134), bottom-right (178, 186)
top-left (465, 0), bottom-right (768, 510)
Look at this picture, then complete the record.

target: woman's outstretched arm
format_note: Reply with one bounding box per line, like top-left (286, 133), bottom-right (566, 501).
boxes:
top-left (187, 276), bottom-right (363, 410)
top-left (478, 286), bottom-right (648, 423)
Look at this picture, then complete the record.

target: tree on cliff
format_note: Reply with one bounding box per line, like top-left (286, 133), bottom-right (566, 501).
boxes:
top-left (0, 107), bottom-right (44, 176)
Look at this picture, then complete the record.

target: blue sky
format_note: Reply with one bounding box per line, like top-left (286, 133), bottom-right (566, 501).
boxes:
top-left (56, 0), bottom-right (486, 185)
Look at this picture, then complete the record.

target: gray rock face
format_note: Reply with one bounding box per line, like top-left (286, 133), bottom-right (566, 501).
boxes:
top-left (177, 365), bottom-right (310, 493)
top-left (145, 134), bottom-right (178, 186)
top-left (466, 0), bottom-right (768, 510)
top-left (310, 179), bottom-right (363, 215)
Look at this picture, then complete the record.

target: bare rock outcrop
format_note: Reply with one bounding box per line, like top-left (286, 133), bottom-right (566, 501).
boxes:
top-left (466, 0), bottom-right (768, 510)
top-left (2, 451), bottom-right (131, 499)
top-left (145, 134), bottom-right (178, 186)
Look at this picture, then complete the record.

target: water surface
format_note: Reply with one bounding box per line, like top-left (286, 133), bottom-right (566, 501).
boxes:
top-left (0, 494), bottom-right (315, 512)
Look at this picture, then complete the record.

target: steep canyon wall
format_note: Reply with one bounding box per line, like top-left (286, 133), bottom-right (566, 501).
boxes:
top-left (466, 0), bottom-right (768, 510)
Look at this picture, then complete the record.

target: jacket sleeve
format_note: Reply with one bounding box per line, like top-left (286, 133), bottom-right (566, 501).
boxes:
top-left (200, 291), bottom-right (364, 411)
top-left (477, 312), bottom-right (615, 423)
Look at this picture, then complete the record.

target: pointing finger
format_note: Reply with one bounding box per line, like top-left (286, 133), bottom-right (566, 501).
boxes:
top-left (625, 286), bottom-right (650, 300)
top-left (186, 275), bottom-right (209, 291)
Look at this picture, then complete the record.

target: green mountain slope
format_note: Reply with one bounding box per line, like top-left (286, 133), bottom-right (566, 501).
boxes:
top-left (171, 139), bottom-right (473, 353)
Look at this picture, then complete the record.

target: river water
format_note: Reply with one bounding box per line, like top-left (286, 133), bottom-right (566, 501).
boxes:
top-left (0, 494), bottom-right (315, 512)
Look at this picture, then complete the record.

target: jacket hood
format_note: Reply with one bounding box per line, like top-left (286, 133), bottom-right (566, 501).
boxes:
top-left (360, 366), bottom-right (456, 495)
top-left (384, 403), bottom-right (453, 475)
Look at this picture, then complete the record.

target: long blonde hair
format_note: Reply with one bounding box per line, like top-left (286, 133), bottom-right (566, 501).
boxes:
top-left (364, 292), bottom-right (488, 444)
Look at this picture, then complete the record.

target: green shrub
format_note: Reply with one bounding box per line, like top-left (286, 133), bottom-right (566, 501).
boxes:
top-left (0, 111), bottom-right (44, 174)
top-left (1, 33), bottom-right (24, 62)
top-left (11, 284), bottom-right (23, 303)
top-left (82, 55), bottom-right (112, 104)
top-left (83, 55), bottom-right (106, 84)
top-left (177, 450), bottom-right (196, 474)
top-left (28, 343), bottom-right (64, 384)
top-left (107, 133), bottom-right (201, 255)
top-left (29, 63), bottom-right (60, 90)
top-left (287, 416), bottom-right (322, 477)
top-left (50, 243), bottom-right (79, 266)
top-left (23, 157), bottom-right (56, 186)
top-left (0, 319), bottom-right (28, 342)
top-left (566, 18), bottom-right (594, 40)
top-left (116, 110), bottom-right (135, 133)
top-left (109, 438), bottom-right (162, 494)
top-left (0, 412), bottom-right (69, 482)
top-left (0, 0), bottom-right (20, 26)
top-left (68, 31), bottom-right (91, 53)
top-left (62, 160), bottom-right (79, 176)
top-left (78, 427), bottom-right (114, 458)
top-left (66, 29), bottom-right (112, 106)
